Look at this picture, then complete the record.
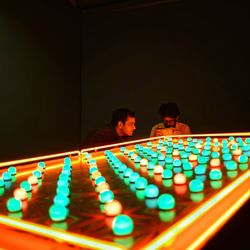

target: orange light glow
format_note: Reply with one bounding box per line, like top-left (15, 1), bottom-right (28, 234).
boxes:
top-left (27, 176), bottom-right (38, 185)
top-left (0, 150), bottom-right (80, 168)
top-left (96, 182), bottom-right (110, 193)
top-left (104, 200), bottom-right (122, 216)
top-left (13, 188), bottom-right (27, 200)
top-left (173, 173), bottom-right (187, 185)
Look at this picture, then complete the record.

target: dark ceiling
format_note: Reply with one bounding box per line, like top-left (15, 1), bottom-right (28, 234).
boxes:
top-left (69, 0), bottom-right (179, 10)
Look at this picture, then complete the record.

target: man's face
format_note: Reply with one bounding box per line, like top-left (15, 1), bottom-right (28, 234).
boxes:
top-left (163, 116), bottom-right (176, 128)
top-left (121, 116), bottom-right (136, 136)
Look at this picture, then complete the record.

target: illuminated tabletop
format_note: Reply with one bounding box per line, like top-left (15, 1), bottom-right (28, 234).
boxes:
top-left (0, 133), bottom-right (249, 249)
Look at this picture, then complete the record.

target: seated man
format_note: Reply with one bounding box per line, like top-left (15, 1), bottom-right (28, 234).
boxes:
top-left (83, 108), bottom-right (136, 148)
top-left (150, 102), bottom-right (191, 137)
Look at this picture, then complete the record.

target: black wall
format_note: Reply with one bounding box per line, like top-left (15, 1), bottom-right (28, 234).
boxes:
top-left (81, 0), bottom-right (250, 141)
top-left (0, 0), bottom-right (249, 161)
top-left (0, 0), bottom-right (81, 161)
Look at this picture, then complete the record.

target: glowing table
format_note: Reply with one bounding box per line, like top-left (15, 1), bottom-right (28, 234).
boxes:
top-left (0, 133), bottom-right (249, 249)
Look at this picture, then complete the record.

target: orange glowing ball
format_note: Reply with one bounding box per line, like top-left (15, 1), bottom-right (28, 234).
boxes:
top-left (173, 173), bottom-right (187, 185)
top-left (104, 200), bottom-right (123, 216)
top-left (140, 158), bottom-right (148, 167)
top-left (161, 146), bottom-right (166, 152)
top-left (233, 149), bottom-right (242, 156)
top-left (195, 143), bottom-right (203, 149)
top-left (89, 163), bottom-right (97, 169)
top-left (131, 153), bottom-right (138, 160)
top-left (28, 176), bottom-right (38, 185)
top-left (153, 165), bottom-right (164, 174)
top-left (91, 171), bottom-right (101, 180)
top-left (210, 158), bottom-right (221, 168)
top-left (188, 154), bottom-right (197, 162)
top-left (13, 188), bottom-right (28, 200)
top-left (172, 149), bottom-right (180, 157)
top-left (96, 182), bottom-right (110, 193)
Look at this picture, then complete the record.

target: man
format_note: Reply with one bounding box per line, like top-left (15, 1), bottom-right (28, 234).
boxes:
top-left (150, 102), bottom-right (191, 137)
top-left (83, 108), bottom-right (136, 148)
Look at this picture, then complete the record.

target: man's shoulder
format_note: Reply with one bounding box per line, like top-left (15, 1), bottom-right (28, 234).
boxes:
top-left (176, 122), bottom-right (191, 134)
top-left (177, 122), bottom-right (189, 128)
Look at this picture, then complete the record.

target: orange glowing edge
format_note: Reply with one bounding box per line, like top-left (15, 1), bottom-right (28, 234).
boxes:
top-left (80, 132), bottom-right (250, 153)
top-left (0, 150), bottom-right (80, 168)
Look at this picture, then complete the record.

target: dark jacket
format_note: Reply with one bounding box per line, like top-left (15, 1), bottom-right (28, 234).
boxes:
top-left (82, 124), bottom-right (130, 148)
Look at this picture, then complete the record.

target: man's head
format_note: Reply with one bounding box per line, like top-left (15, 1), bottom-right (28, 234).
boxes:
top-left (159, 102), bottom-right (180, 128)
top-left (111, 108), bottom-right (136, 137)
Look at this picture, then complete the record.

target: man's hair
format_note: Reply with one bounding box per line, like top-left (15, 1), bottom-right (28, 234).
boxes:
top-left (111, 108), bottom-right (135, 126)
top-left (159, 102), bottom-right (180, 118)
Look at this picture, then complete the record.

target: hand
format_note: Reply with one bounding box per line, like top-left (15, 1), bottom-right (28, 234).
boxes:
top-left (155, 128), bottom-right (176, 136)
top-left (172, 129), bottom-right (182, 135)
top-left (155, 128), bottom-right (164, 136)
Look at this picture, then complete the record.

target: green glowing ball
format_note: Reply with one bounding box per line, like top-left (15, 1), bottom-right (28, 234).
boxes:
top-left (99, 190), bottom-right (114, 203)
top-left (209, 169), bottom-right (222, 180)
top-left (145, 184), bottom-right (159, 198)
top-left (53, 193), bottom-right (70, 207)
top-left (238, 155), bottom-right (248, 163)
top-left (56, 185), bottom-right (70, 197)
top-left (2, 172), bottom-right (11, 181)
top-left (194, 165), bottom-right (206, 175)
top-left (165, 157), bottom-right (173, 164)
top-left (112, 214), bottom-right (134, 236)
top-left (37, 161), bottom-right (46, 168)
top-left (183, 162), bottom-right (192, 171)
top-left (197, 156), bottom-right (209, 164)
top-left (20, 181), bottom-right (32, 192)
top-left (8, 166), bottom-right (17, 175)
top-left (222, 148), bottom-right (230, 154)
top-left (49, 204), bottom-right (69, 221)
top-left (157, 193), bottom-right (175, 210)
top-left (211, 151), bottom-right (220, 159)
top-left (162, 169), bottom-right (173, 179)
top-left (224, 160), bottom-right (237, 171)
top-left (135, 177), bottom-right (148, 190)
top-left (64, 157), bottom-right (71, 165)
top-left (89, 166), bottom-right (98, 175)
top-left (173, 159), bottom-right (182, 167)
top-left (6, 197), bottom-right (22, 212)
top-left (129, 172), bottom-right (140, 183)
top-left (95, 176), bottom-right (106, 186)
top-left (222, 153), bottom-right (232, 161)
top-left (33, 170), bottom-right (42, 179)
top-left (123, 168), bottom-right (133, 178)
top-left (189, 179), bottom-right (204, 193)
